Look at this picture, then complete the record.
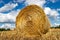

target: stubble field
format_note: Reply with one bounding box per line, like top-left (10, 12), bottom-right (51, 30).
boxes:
top-left (0, 28), bottom-right (60, 40)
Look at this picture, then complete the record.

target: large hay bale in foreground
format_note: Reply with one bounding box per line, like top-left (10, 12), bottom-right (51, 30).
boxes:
top-left (16, 5), bottom-right (51, 36)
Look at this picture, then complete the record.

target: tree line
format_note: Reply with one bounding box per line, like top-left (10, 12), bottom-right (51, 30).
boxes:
top-left (51, 25), bottom-right (60, 29)
top-left (0, 28), bottom-right (10, 31)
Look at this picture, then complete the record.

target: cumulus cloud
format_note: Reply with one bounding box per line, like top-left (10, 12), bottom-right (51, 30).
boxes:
top-left (0, 23), bottom-right (15, 30)
top-left (0, 9), bottom-right (20, 29)
top-left (44, 7), bottom-right (59, 19)
top-left (57, 8), bottom-right (60, 11)
top-left (0, 3), bottom-right (18, 12)
top-left (0, 9), bottom-right (20, 22)
top-left (57, 17), bottom-right (60, 19)
top-left (44, 7), bottom-right (60, 26)
top-left (24, 0), bottom-right (46, 7)
top-left (54, 23), bottom-right (60, 27)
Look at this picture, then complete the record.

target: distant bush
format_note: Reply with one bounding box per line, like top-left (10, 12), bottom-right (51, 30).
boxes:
top-left (0, 28), bottom-right (10, 31)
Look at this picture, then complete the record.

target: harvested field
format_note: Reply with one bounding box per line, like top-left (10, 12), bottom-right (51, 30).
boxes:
top-left (0, 29), bottom-right (60, 40)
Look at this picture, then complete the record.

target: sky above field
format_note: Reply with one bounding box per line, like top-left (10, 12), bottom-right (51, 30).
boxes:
top-left (0, 0), bottom-right (60, 29)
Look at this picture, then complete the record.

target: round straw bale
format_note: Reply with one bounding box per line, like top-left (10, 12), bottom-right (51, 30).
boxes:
top-left (16, 5), bottom-right (51, 36)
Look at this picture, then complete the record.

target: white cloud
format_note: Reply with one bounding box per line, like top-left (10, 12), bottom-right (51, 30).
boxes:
top-left (57, 8), bottom-right (60, 11)
top-left (0, 23), bottom-right (15, 30)
top-left (0, 9), bottom-right (20, 22)
top-left (0, 3), bottom-right (18, 12)
top-left (57, 17), bottom-right (60, 19)
top-left (54, 23), bottom-right (60, 26)
top-left (24, 0), bottom-right (46, 7)
top-left (0, 9), bottom-right (20, 29)
top-left (56, 16), bottom-right (60, 23)
top-left (44, 7), bottom-right (60, 26)
top-left (44, 7), bottom-right (59, 19)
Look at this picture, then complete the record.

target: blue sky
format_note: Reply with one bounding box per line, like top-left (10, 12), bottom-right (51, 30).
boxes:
top-left (0, 0), bottom-right (60, 29)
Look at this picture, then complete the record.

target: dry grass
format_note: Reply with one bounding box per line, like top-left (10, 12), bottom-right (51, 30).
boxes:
top-left (0, 28), bottom-right (60, 40)
top-left (43, 29), bottom-right (60, 40)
